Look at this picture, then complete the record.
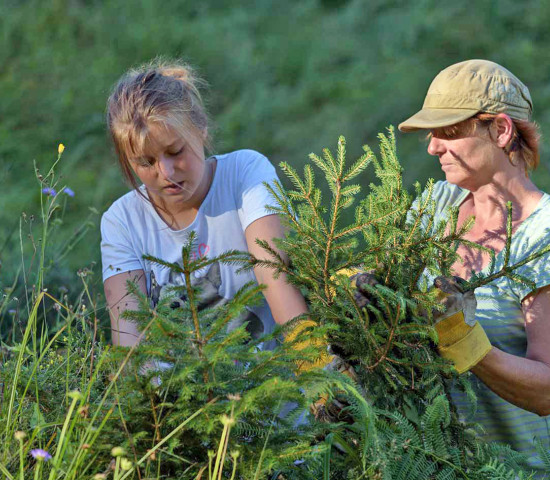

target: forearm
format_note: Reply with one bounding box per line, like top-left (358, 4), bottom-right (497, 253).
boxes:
top-left (104, 269), bottom-right (147, 347)
top-left (257, 270), bottom-right (309, 325)
top-left (471, 347), bottom-right (550, 416)
top-left (110, 314), bottom-right (142, 347)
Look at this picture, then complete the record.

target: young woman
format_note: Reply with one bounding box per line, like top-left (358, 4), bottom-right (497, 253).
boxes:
top-left (101, 61), bottom-right (308, 348)
top-left (399, 59), bottom-right (550, 473)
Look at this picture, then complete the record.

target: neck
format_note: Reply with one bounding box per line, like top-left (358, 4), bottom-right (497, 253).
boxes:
top-left (150, 158), bottom-right (214, 230)
top-left (465, 173), bottom-right (541, 223)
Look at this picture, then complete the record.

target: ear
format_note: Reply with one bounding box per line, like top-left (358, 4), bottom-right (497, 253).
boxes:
top-left (492, 114), bottom-right (514, 149)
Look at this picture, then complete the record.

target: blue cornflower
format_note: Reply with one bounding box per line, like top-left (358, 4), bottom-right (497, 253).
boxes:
top-left (30, 449), bottom-right (52, 461)
top-left (42, 187), bottom-right (57, 197)
top-left (63, 187), bottom-right (75, 197)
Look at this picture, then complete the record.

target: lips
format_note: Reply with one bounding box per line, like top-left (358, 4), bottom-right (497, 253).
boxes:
top-left (163, 181), bottom-right (184, 190)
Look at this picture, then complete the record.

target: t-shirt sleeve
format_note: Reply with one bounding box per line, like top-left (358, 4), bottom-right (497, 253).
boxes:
top-left (100, 207), bottom-right (144, 282)
top-left (406, 180), bottom-right (461, 232)
top-left (508, 225), bottom-right (550, 301)
top-left (235, 150), bottom-right (280, 230)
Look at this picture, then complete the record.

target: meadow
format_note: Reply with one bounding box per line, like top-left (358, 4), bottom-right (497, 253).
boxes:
top-left (2, 0), bottom-right (550, 478)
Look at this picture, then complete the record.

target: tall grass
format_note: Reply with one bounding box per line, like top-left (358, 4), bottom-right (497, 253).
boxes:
top-left (2, 0), bottom-right (550, 298)
top-left (0, 145), bottom-right (333, 479)
top-left (0, 146), bottom-right (266, 479)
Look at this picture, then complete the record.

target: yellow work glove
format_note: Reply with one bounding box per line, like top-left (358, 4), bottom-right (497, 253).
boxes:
top-left (284, 319), bottom-right (332, 373)
top-left (432, 276), bottom-right (492, 374)
top-left (285, 267), bottom-right (377, 373)
top-left (285, 320), bottom-right (359, 421)
top-left (284, 268), bottom-right (375, 421)
top-left (284, 319), bottom-right (345, 422)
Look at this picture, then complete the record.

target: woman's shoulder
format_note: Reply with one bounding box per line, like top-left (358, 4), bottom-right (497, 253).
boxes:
top-left (413, 180), bottom-right (467, 221)
top-left (521, 192), bottom-right (550, 238)
top-left (214, 149), bottom-right (276, 182)
top-left (215, 149), bottom-right (271, 168)
top-left (101, 187), bottom-right (148, 225)
top-left (430, 180), bottom-right (466, 208)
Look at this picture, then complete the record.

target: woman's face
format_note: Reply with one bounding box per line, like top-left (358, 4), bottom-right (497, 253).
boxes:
top-left (129, 123), bottom-right (208, 208)
top-left (427, 127), bottom-right (503, 191)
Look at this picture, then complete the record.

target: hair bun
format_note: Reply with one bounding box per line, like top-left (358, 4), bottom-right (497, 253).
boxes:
top-left (158, 66), bottom-right (193, 83)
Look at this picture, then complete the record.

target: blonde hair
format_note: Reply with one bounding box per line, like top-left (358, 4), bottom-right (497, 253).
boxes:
top-left (430, 113), bottom-right (541, 172)
top-left (106, 59), bottom-right (211, 190)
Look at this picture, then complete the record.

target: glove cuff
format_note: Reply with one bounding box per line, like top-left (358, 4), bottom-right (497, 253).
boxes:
top-left (438, 322), bottom-right (492, 374)
top-left (434, 311), bottom-right (471, 346)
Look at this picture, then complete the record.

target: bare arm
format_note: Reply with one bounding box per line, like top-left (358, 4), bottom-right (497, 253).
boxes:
top-left (104, 269), bottom-right (147, 347)
top-left (471, 285), bottom-right (550, 416)
top-left (245, 214), bottom-right (308, 325)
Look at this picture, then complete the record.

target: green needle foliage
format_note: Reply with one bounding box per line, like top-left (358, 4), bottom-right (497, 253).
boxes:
top-left (107, 232), bottom-right (336, 479)
top-left (258, 127), bottom-right (550, 479)
top-left (4, 131), bottom-right (550, 479)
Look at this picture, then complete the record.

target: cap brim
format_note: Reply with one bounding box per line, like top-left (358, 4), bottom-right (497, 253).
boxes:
top-left (398, 108), bottom-right (479, 132)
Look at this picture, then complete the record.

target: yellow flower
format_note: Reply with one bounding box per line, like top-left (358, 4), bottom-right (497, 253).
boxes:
top-left (120, 458), bottom-right (133, 471)
top-left (58, 143), bottom-right (65, 154)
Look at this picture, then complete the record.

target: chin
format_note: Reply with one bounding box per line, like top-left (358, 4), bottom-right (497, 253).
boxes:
top-left (444, 173), bottom-right (470, 189)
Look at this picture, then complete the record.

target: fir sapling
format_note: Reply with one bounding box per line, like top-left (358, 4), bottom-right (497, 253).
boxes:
top-left (110, 231), bottom-right (337, 479)
top-left (257, 127), bottom-right (550, 479)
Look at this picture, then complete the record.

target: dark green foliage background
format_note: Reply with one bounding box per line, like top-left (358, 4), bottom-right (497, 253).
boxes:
top-left (1, 0), bottom-right (550, 320)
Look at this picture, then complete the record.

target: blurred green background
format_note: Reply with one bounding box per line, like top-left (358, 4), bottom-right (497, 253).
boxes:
top-left (2, 0), bottom-right (550, 327)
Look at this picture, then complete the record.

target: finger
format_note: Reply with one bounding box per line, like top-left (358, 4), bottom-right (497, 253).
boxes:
top-left (354, 272), bottom-right (379, 293)
top-left (433, 276), bottom-right (464, 295)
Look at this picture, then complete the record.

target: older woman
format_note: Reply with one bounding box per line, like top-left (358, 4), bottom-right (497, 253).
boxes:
top-left (398, 59), bottom-right (550, 473)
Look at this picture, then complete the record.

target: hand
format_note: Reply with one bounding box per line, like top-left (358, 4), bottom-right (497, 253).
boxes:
top-left (284, 320), bottom-right (357, 422)
top-left (139, 360), bottom-right (174, 387)
top-left (336, 268), bottom-right (380, 309)
top-left (432, 276), bottom-right (492, 374)
top-left (310, 350), bottom-right (358, 423)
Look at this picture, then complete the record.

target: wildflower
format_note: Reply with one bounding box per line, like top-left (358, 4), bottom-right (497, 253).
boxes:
top-left (111, 446), bottom-right (126, 457)
top-left (68, 390), bottom-right (83, 401)
top-left (14, 431), bottom-right (26, 441)
top-left (58, 144), bottom-right (65, 154)
top-left (30, 449), bottom-right (52, 461)
top-left (78, 405), bottom-right (89, 418)
top-left (63, 187), bottom-right (75, 197)
top-left (120, 458), bottom-right (133, 470)
top-left (42, 187), bottom-right (57, 197)
top-left (93, 474), bottom-right (107, 480)
top-left (220, 414), bottom-right (235, 427)
top-left (8, 309), bottom-right (16, 315)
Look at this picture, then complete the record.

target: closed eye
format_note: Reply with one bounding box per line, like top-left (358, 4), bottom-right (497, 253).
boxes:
top-left (168, 145), bottom-right (185, 156)
top-left (134, 157), bottom-right (156, 168)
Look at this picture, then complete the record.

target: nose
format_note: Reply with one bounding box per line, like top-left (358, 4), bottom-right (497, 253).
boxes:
top-left (427, 135), bottom-right (444, 156)
top-left (157, 155), bottom-right (176, 179)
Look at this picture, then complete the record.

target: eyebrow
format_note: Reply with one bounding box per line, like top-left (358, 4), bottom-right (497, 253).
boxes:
top-left (166, 140), bottom-right (183, 149)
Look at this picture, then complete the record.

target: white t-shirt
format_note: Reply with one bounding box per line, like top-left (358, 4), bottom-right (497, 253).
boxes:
top-left (101, 149), bottom-right (279, 339)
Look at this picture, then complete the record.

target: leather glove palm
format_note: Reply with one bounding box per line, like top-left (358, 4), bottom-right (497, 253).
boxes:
top-left (432, 276), bottom-right (492, 374)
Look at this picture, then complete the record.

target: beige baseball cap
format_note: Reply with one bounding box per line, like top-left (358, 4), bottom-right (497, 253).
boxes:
top-left (398, 59), bottom-right (533, 132)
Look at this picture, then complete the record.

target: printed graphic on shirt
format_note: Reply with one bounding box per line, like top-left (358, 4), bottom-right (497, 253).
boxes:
top-left (149, 262), bottom-right (264, 339)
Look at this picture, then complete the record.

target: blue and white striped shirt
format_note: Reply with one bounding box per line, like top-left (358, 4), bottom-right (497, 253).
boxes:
top-left (428, 180), bottom-right (550, 474)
